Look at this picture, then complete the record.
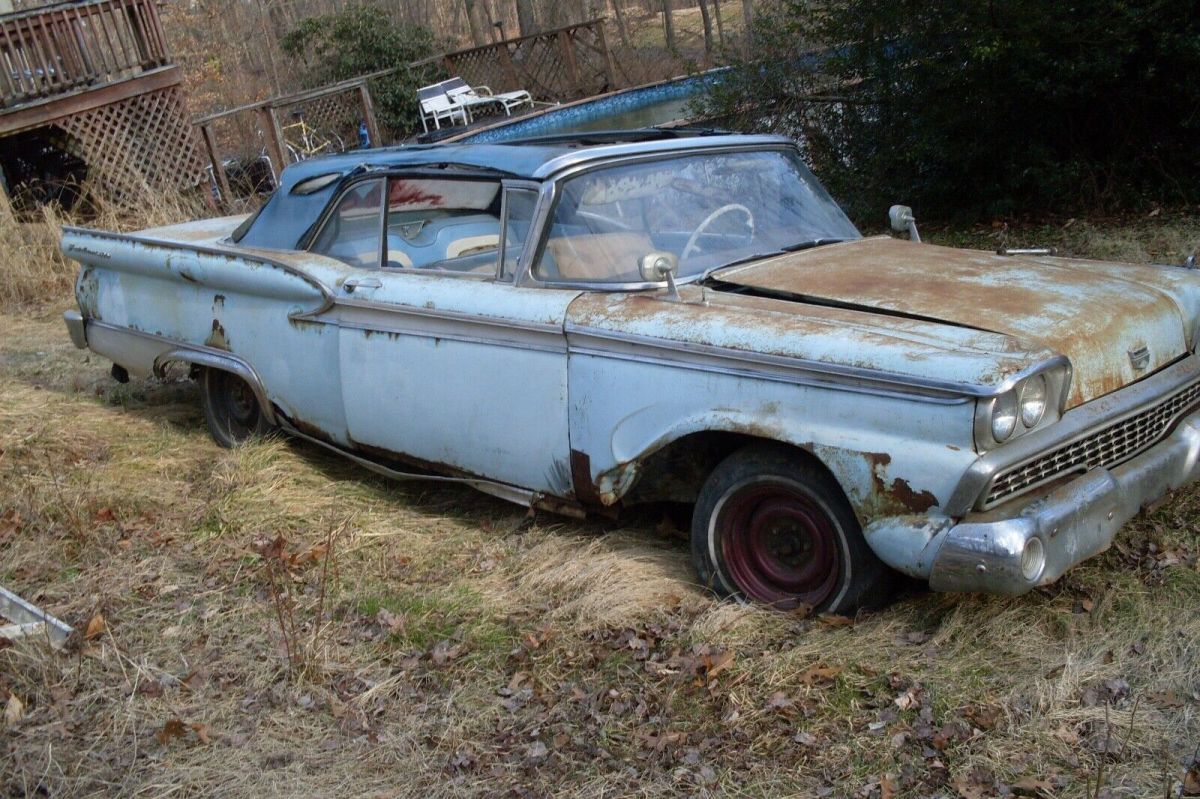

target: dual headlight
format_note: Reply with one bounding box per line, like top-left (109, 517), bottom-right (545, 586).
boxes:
top-left (975, 365), bottom-right (1070, 451)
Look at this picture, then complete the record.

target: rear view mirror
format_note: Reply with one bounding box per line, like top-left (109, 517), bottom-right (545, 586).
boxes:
top-left (888, 205), bottom-right (921, 242)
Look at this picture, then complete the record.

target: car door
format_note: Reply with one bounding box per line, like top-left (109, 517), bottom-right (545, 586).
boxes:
top-left (317, 176), bottom-right (579, 497)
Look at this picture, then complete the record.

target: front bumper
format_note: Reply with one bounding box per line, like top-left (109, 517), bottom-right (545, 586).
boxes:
top-left (874, 406), bottom-right (1200, 594)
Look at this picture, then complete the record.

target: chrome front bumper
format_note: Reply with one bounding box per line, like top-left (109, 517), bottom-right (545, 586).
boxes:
top-left (875, 406), bottom-right (1200, 594)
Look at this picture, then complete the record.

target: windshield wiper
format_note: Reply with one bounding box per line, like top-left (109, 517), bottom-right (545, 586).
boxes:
top-left (696, 239), bottom-right (846, 282)
top-left (781, 237), bottom-right (846, 252)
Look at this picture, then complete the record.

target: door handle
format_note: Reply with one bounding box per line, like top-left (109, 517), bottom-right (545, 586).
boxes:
top-left (343, 277), bottom-right (382, 293)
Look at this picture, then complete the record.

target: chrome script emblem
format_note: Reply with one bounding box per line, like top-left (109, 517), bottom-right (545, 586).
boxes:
top-left (1128, 345), bottom-right (1150, 371)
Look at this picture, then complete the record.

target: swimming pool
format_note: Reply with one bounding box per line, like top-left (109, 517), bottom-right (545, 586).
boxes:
top-left (458, 70), bottom-right (724, 143)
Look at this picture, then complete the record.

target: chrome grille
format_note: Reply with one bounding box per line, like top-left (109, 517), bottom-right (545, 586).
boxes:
top-left (985, 379), bottom-right (1200, 508)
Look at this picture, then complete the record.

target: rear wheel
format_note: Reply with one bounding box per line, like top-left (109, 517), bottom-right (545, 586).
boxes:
top-left (691, 444), bottom-right (891, 614)
top-left (199, 367), bottom-right (274, 448)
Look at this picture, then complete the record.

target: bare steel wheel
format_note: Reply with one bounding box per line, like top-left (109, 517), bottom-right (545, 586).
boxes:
top-left (691, 444), bottom-right (892, 614)
top-left (199, 367), bottom-right (274, 448)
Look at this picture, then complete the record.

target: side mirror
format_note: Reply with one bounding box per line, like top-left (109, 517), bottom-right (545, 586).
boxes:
top-left (639, 252), bottom-right (678, 282)
top-left (639, 252), bottom-right (681, 301)
top-left (888, 204), bottom-right (921, 242)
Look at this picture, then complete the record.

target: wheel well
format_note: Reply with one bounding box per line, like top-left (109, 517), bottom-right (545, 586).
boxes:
top-left (623, 432), bottom-right (837, 506)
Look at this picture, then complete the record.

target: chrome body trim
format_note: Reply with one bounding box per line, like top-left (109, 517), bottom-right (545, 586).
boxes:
top-left (63, 310), bottom-right (87, 349)
top-left (946, 354), bottom-right (1200, 515)
top-left (531, 134), bottom-right (796, 178)
top-left (566, 325), bottom-right (1065, 404)
top-left (868, 403), bottom-right (1200, 594)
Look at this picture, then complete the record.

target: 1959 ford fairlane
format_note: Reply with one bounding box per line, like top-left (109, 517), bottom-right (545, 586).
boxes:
top-left (60, 131), bottom-right (1200, 613)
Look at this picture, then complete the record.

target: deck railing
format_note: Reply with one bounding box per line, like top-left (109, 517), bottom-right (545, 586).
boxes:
top-left (0, 0), bottom-right (169, 110)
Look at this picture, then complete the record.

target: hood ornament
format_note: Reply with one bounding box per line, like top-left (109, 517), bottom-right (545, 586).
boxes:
top-left (1128, 345), bottom-right (1150, 372)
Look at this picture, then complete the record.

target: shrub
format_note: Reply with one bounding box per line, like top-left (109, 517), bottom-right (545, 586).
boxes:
top-left (280, 6), bottom-right (442, 137)
top-left (697, 0), bottom-right (1200, 223)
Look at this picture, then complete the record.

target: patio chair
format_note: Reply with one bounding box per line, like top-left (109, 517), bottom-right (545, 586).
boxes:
top-left (417, 81), bottom-right (469, 132)
top-left (444, 77), bottom-right (533, 118)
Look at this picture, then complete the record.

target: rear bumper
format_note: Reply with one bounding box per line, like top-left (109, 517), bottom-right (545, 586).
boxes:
top-left (63, 310), bottom-right (87, 349)
top-left (868, 405), bottom-right (1200, 595)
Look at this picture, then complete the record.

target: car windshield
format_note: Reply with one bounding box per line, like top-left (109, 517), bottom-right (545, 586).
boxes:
top-left (533, 148), bottom-right (860, 284)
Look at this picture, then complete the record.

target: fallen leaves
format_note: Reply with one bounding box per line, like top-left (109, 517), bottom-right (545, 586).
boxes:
top-left (5, 693), bottom-right (23, 727)
top-left (84, 611), bottom-right (106, 640)
top-left (1183, 763), bottom-right (1200, 796)
top-left (155, 718), bottom-right (212, 746)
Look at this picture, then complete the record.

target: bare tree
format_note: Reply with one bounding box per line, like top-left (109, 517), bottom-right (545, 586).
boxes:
top-left (609, 0), bottom-right (631, 47)
top-left (712, 0), bottom-right (727, 49)
top-left (697, 0), bottom-right (714, 58)
top-left (514, 0), bottom-right (537, 35)
top-left (662, 0), bottom-right (676, 51)
top-left (741, 0), bottom-right (753, 50)
top-left (463, 0), bottom-right (491, 46)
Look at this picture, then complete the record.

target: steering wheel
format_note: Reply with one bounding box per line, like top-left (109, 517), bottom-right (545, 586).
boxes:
top-left (681, 203), bottom-right (755, 260)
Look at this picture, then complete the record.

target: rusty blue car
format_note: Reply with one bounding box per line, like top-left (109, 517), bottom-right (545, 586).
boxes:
top-left (61, 131), bottom-right (1200, 613)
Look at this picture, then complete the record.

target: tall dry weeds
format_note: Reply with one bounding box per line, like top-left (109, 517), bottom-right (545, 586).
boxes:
top-left (0, 179), bottom-right (207, 312)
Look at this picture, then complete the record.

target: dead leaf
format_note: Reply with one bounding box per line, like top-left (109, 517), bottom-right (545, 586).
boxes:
top-left (5, 693), bottom-right (24, 727)
top-left (818, 613), bottom-right (855, 627)
top-left (1147, 690), bottom-right (1185, 708)
top-left (799, 663), bottom-right (843, 685)
top-left (85, 612), bottom-right (106, 640)
top-left (94, 507), bottom-right (115, 523)
top-left (880, 773), bottom-right (898, 799)
top-left (430, 640), bottom-right (465, 666)
top-left (189, 722), bottom-right (211, 745)
top-left (292, 542), bottom-right (328, 566)
top-left (1012, 776), bottom-right (1054, 797)
top-left (894, 687), bottom-right (921, 711)
top-left (1183, 766), bottom-right (1200, 797)
top-left (156, 718), bottom-right (188, 745)
top-left (376, 608), bottom-right (405, 635)
top-left (701, 649), bottom-right (735, 680)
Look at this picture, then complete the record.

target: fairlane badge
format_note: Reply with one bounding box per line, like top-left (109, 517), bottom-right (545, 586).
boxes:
top-left (1129, 345), bottom-right (1151, 371)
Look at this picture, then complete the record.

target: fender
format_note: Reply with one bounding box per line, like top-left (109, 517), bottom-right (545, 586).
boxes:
top-left (153, 345), bottom-right (278, 426)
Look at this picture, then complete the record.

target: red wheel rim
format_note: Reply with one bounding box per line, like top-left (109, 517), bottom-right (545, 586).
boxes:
top-left (718, 482), bottom-right (840, 609)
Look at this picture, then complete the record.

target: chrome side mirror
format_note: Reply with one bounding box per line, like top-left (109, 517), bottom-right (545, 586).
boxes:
top-left (888, 204), bottom-right (921, 242)
top-left (639, 251), bottom-right (678, 282)
top-left (640, 252), bottom-right (681, 301)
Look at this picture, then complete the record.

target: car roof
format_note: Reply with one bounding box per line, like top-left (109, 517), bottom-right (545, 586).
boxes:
top-left (237, 132), bottom-right (796, 251)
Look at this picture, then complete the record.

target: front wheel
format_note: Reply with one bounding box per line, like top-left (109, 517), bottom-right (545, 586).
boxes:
top-left (199, 367), bottom-right (274, 448)
top-left (691, 444), bottom-right (891, 614)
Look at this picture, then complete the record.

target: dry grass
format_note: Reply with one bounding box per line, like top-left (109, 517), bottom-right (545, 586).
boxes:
top-left (2, 210), bottom-right (1200, 796)
top-left (0, 184), bottom-right (206, 312)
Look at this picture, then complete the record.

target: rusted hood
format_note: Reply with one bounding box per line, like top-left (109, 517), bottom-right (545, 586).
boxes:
top-left (715, 237), bottom-right (1198, 407)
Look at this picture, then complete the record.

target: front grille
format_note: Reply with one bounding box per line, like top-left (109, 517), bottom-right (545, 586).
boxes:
top-left (984, 379), bottom-right (1200, 508)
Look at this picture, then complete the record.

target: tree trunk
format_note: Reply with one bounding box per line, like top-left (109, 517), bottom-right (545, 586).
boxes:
top-left (463, 0), bottom-right (490, 47)
top-left (662, 0), bottom-right (676, 51)
top-left (697, 0), bottom-right (714, 59)
top-left (514, 0), bottom-right (537, 36)
top-left (741, 0), bottom-right (753, 51)
top-left (712, 0), bottom-right (727, 49)
top-left (610, 0), bottom-right (631, 47)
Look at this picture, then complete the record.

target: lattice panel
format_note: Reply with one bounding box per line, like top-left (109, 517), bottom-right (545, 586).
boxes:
top-left (57, 84), bottom-right (205, 201)
top-left (276, 88), bottom-right (364, 160)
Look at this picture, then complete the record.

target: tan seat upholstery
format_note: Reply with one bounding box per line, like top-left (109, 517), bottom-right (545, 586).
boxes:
top-left (544, 232), bottom-right (656, 281)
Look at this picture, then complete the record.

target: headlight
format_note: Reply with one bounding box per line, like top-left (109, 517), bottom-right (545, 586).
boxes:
top-left (974, 361), bottom-right (1072, 452)
top-left (1019, 374), bottom-right (1047, 427)
top-left (991, 391), bottom-right (1018, 442)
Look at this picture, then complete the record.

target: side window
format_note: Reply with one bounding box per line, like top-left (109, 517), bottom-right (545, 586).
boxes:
top-left (384, 177), bottom-right (504, 276)
top-left (311, 179), bottom-right (384, 268)
top-left (500, 188), bottom-right (538, 281)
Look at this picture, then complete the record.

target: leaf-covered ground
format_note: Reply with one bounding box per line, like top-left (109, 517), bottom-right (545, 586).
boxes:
top-left (3, 228), bottom-right (1200, 796)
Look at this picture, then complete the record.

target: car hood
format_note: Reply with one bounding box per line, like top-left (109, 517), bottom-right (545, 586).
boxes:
top-left (712, 236), bottom-right (1200, 408)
